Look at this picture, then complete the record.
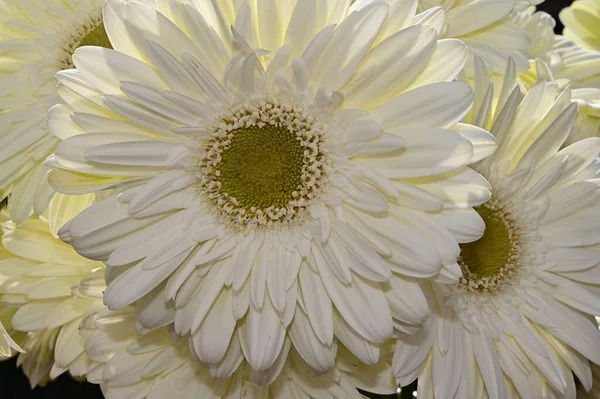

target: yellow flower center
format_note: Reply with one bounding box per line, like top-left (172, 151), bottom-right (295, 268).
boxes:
top-left (199, 100), bottom-right (329, 229)
top-left (458, 199), bottom-right (521, 292)
top-left (78, 23), bottom-right (112, 49)
top-left (217, 124), bottom-right (306, 210)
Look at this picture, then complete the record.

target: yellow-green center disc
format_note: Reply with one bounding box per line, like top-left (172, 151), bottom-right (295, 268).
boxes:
top-left (459, 205), bottom-right (513, 278)
top-left (216, 124), bottom-right (305, 210)
top-left (78, 23), bottom-right (112, 49)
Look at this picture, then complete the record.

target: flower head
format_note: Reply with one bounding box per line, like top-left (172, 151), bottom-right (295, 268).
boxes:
top-left (394, 59), bottom-right (600, 398)
top-left (48, 0), bottom-right (495, 382)
top-left (0, 193), bottom-right (102, 386)
top-left (0, 0), bottom-right (114, 223)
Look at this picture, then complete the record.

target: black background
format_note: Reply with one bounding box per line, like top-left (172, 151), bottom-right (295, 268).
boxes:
top-left (0, 0), bottom-right (575, 397)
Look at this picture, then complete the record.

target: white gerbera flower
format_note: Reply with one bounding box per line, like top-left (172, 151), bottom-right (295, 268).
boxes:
top-left (0, 0), bottom-right (118, 222)
top-left (393, 59), bottom-right (600, 398)
top-left (81, 304), bottom-right (398, 398)
top-left (416, 0), bottom-right (532, 74)
top-left (561, 0), bottom-right (600, 52)
top-left (0, 193), bottom-right (103, 386)
top-left (48, 0), bottom-right (494, 381)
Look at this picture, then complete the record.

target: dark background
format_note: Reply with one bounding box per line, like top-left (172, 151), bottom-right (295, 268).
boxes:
top-left (0, 0), bottom-right (574, 398)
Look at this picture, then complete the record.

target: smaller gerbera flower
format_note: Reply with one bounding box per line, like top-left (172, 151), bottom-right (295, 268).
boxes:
top-left (0, 193), bottom-right (102, 386)
top-left (81, 303), bottom-right (398, 399)
top-left (561, 0), bottom-right (600, 51)
top-left (393, 58), bottom-right (600, 399)
top-left (0, 0), bottom-right (120, 223)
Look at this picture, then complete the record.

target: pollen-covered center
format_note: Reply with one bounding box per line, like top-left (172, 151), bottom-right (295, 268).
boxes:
top-left (59, 20), bottom-right (112, 70)
top-left (199, 100), bottom-right (329, 228)
top-left (217, 124), bottom-right (305, 210)
top-left (458, 198), bottom-right (521, 292)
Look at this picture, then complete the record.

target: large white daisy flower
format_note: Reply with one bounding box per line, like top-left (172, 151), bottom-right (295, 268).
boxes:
top-left (81, 304), bottom-right (398, 398)
top-left (0, 0), bottom-right (123, 223)
top-left (47, 0), bottom-right (494, 382)
top-left (393, 59), bottom-right (600, 399)
top-left (416, 0), bottom-right (533, 74)
top-left (0, 193), bottom-right (103, 386)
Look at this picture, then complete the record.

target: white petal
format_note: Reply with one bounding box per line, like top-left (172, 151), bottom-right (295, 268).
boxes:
top-left (298, 263), bottom-right (334, 346)
top-left (289, 307), bottom-right (337, 374)
top-left (86, 140), bottom-right (189, 168)
top-left (409, 167), bottom-right (491, 208)
top-left (445, 0), bottom-right (514, 37)
top-left (72, 47), bottom-right (168, 95)
top-left (343, 24), bottom-right (437, 109)
top-left (317, 258), bottom-right (392, 344)
top-left (404, 39), bottom-right (468, 91)
top-left (191, 288), bottom-right (236, 365)
top-left (371, 82), bottom-right (474, 130)
top-left (307, 2), bottom-right (389, 91)
top-left (242, 295), bottom-right (286, 371)
top-left (356, 128), bottom-right (474, 179)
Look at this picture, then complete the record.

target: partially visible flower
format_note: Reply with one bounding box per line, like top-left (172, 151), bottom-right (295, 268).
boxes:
top-left (577, 317), bottom-right (600, 398)
top-left (567, 88), bottom-right (600, 145)
top-left (81, 304), bottom-right (398, 398)
top-left (511, 8), bottom-right (600, 142)
top-left (417, 0), bottom-right (532, 74)
top-left (511, 7), bottom-right (556, 59)
top-left (549, 36), bottom-right (600, 89)
top-left (394, 59), bottom-right (600, 398)
top-left (560, 0), bottom-right (600, 51)
top-left (48, 0), bottom-right (494, 382)
top-left (0, 193), bottom-right (101, 386)
top-left (0, 0), bottom-right (114, 223)
top-left (0, 229), bottom-right (26, 360)
top-left (0, 309), bottom-right (23, 360)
